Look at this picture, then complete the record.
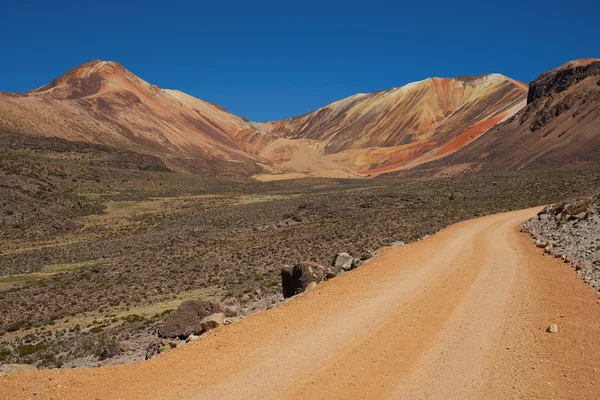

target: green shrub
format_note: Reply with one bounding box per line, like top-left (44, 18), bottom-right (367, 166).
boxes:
top-left (17, 344), bottom-right (42, 356)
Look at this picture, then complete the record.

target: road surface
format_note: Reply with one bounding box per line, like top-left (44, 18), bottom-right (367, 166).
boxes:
top-left (1, 207), bottom-right (599, 399)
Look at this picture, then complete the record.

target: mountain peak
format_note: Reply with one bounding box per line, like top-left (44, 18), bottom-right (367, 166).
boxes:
top-left (555, 58), bottom-right (600, 71)
top-left (30, 60), bottom-right (137, 99)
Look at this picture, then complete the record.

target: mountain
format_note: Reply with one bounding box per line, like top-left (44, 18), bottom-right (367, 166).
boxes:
top-left (262, 75), bottom-right (527, 176)
top-left (0, 60), bottom-right (266, 166)
top-left (406, 58), bottom-right (600, 176)
top-left (0, 60), bottom-right (531, 179)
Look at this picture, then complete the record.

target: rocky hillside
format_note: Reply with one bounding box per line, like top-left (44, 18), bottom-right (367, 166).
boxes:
top-left (521, 196), bottom-right (600, 291)
top-left (408, 59), bottom-right (600, 176)
top-left (264, 75), bottom-right (527, 175)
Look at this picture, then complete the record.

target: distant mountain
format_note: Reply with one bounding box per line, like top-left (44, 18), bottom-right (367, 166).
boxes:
top-left (0, 60), bottom-right (266, 166)
top-left (262, 75), bottom-right (527, 176)
top-left (6, 59), bottom-right (580, 180)
top-left (406, 58), bottom-right (600, 176)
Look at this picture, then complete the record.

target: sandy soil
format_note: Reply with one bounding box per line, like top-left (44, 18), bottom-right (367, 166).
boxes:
top-left (1, 207), bottom-right (599, 399)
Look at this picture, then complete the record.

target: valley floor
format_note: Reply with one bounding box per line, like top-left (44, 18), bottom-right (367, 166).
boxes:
top-left (2, 208), bottom-right (599, 399)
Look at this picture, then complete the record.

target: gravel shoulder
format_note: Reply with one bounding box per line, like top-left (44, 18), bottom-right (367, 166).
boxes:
top-left (1, 207), bottom-right (599, 399)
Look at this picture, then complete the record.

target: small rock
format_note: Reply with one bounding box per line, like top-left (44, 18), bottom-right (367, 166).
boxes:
top-left (200, 313), bottom-right (226, 332)
top-left (535, 239), bottom-right (547, 248)
top-left (186, 334), bottom-right (199, 343)
top-left (546, 323), bottom-right (559, 334)
top-left (389, 241), bottom-right (405, 247)
top-left (332, 253), bottom-right (354, 272)
top-left (225, 304), bottom-right (239, 317)
top-left (304, 281), bottom-right (318, 292)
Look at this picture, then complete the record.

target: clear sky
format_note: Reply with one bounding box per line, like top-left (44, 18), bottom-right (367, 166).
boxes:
top-left (1, 0), bottom-right (599, 121)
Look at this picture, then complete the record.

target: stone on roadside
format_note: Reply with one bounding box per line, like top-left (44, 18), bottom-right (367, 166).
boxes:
top-left (351, 259), bottom-right (364, 269)
top-left (332, 253), bottom-right (354, 272)
top-left (225, 304), bottom-right (240, 317)
top-left (281, 262), bottom-right (327, 298)
top-left (186, 334), bottom-right (200, 343)
top-left (200, 313), bottom-right (226, 332)
top-left (390, 241), bottom-right (405, 247)
top-left (158, 300), bottom-right (226, 339)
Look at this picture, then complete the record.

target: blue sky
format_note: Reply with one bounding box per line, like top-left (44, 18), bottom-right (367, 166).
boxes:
top-left (1, 0), bottom-right (598, 121)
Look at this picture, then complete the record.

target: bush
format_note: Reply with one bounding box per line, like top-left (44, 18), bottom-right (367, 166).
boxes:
top-left (17, 344), bottom-right (43, 356)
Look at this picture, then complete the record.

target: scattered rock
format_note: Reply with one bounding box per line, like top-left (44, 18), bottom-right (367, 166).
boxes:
top-left (200, 313), bottom-right (226, 332)
top-left (332, 253), bottom-right (354, 272)
top-left (547, 323), bottom-right (559, 334)
top-left (159, 300), bottom-right (226, 339)
top-left (281, 262), bottom-right (327, 298)
top-left (522, 195), bottom-right (600, 292)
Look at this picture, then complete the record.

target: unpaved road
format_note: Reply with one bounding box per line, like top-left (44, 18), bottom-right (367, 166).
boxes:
top-left (2, 207), bottom-right (599, 399)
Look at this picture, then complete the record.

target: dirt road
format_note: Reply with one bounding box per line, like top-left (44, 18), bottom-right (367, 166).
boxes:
top-left (2, 207), bottom-right (599, 399)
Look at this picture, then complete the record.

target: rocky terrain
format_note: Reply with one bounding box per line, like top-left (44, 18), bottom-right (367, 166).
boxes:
top-left (521, 196), bottom-right (600, 291)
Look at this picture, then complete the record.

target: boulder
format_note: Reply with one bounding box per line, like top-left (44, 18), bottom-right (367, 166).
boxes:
top-left (546, 323), bottom-right (559, 333)
top-left (281, 262), bottom-right (327, 298)
top-left (200, 313), bottom-right (226, 332)
top-left (332, 253), bottom-right (354, 272)
top-left (159, 300), bottom-right (226, 339)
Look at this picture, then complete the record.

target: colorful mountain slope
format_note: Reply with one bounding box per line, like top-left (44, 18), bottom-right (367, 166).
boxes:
top-left (0, 60), bottom-right (534, 178)
top-left (406, 59), bottom-right (600, 176)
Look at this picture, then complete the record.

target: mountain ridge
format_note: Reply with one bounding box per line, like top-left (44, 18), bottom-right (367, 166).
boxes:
top-left (12, 59), bottom-right (600, 179)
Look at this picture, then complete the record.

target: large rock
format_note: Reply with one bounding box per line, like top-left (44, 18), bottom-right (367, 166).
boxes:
top-left (158, 300), bottom-right (226, 339)
top-left (332, 253), bottom-right (354, 272)
top-left (281, 262), bottom-right (327, 298)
